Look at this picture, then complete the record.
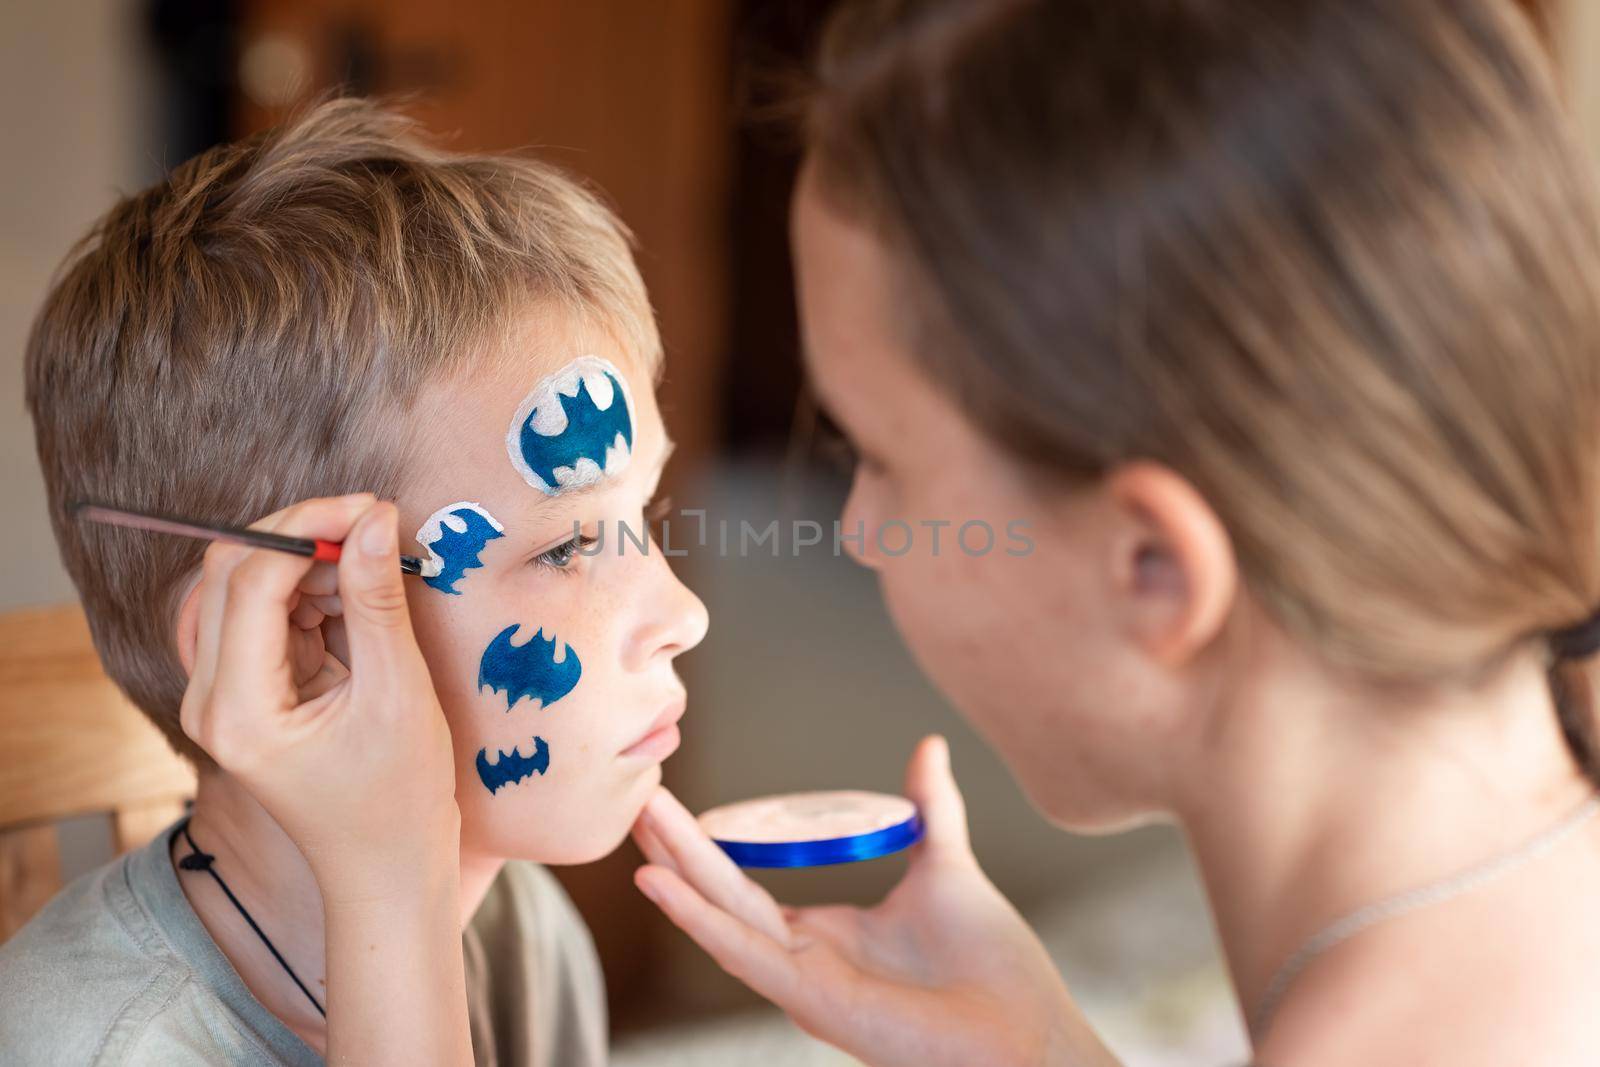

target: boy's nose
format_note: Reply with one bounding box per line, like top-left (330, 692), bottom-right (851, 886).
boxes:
top-left (626, 546), bottom-right (710, 670)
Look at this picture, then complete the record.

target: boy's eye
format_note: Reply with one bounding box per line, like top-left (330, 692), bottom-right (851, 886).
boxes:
top-left (532, 534), bottom-right (598, 572)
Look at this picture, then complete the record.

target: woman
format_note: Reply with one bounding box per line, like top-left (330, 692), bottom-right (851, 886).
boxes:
top-left (193, 0), bottom-right (1600, 1063)
top-left (631, 0), bottom-right (1600, 1063)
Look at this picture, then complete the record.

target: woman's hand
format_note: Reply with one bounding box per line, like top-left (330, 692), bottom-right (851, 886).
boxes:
top-left (632, 736), bottom-right (1121, 1067)
top-left (180, 494), bottom-right (458, 892)
top-left (179, 494), bottom-right (472, 1067)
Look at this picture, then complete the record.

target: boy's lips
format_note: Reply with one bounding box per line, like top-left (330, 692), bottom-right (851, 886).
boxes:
top-left (620, 696), bottom-right (687, 760)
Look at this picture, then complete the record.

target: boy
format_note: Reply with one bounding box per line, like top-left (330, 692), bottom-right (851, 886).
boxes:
top-left (1, 98), bottom-right (707, 1065)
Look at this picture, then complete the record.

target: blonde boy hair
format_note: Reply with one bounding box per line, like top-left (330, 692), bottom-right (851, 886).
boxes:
top-left (25, 97), bottom-right (658, 763)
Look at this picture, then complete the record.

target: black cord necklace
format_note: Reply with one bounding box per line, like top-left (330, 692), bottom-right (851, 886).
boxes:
top-left (174, 819), bottom-right (326, 1018)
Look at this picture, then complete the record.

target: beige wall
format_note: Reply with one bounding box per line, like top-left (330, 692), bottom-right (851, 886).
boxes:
top-left (0, 0), bottom-right (155, 610)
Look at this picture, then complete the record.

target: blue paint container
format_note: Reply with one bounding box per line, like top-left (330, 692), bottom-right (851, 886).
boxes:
top-left (699, 791), bottom-right (923, 869)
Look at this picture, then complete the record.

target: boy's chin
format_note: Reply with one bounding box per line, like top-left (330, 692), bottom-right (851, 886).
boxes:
top-left (466, 785), bottom-right (655, 866)
top-left (532, 828), bottom-right (633, 866)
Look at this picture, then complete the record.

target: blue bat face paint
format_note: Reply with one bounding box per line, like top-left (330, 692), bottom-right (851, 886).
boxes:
top-left (476, 736), bottom-right (550, 794)
top-left (518, 374), bottom-right (632, 489)
top-left (416, 502), bottom-right (504, 594)
top-left (505, 355), bottom-right (635, 494)
top-left (478, 623), bottom-right (582, 713)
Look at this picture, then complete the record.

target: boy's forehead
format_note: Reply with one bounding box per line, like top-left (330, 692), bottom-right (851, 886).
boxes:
top-left (401, 317), bottom-right (655, 521)
top-left (428, 310), bottom-right (649, 421)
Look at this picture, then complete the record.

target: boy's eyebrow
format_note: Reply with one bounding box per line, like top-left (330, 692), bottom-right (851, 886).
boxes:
top-left (519, 434), bottom-right (677, 517)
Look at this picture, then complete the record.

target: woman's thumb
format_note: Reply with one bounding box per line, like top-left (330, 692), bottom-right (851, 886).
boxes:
top-left (904, 734), bottom-right (973, 861)
top-left (339, 502), bottom-right (421, 671)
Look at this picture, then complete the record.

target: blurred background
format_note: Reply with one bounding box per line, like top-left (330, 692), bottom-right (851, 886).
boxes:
top-left (0, 1), bottom-right (1584, 1063)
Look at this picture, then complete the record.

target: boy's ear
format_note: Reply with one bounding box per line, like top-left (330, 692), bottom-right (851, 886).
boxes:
top-left (174, 576), bottom-right (204, 677)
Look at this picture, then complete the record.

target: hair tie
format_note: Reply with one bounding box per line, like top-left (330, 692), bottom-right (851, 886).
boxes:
top-left (1549, 606), bottom-right (1600, 661)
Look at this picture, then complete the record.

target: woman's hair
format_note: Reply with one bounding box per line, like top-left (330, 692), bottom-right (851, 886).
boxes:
top-left (805, 0), bottom-right (1600, 782)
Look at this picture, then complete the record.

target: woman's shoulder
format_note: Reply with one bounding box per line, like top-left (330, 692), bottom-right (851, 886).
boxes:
top-left (1253, 894), bottom-right (1600, 1067)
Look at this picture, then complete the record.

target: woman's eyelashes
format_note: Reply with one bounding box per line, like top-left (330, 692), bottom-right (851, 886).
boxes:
top-left (814, 410), bottom-right (858, 474)
top-left (814, 408), bottom-right (889, 477)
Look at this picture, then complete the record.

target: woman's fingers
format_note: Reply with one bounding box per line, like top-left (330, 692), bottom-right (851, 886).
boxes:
top-left (210, 558), bottom-right (323, 740)
top-left (182, 495), bottom-right (375, 751)
top-left (290, 593), bottom-right (327, 632)
top-left (298, 656), bottom-right (350, 703)
top-left (787, 904), bottom-right (865, 958)
top-left (635, 864), bottom-right (805, 1006)
top-left (904, 735), bottom-right (974, 864)
top-left (297, 561), bottom-right (341, 598)
top-left (630, 815), bottom-right (682, 879)
top-left (322, 612), bottom-right (352, 669)
top-left (304, 592), bottom-right (343, 619)
top-left (638, 788), bottom-right (792, 944)
top-left (338, 502), bottom-right (425, 687)
top-left (210, 498), bottom-right (373, 709)
top-left (289, 593), bottom-right (343, 639)
top-left (184, 541), bottom-right (240, 717)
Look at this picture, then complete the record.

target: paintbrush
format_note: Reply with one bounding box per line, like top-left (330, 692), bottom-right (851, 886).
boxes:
top-left (72, 502), bottom-right (426, 575)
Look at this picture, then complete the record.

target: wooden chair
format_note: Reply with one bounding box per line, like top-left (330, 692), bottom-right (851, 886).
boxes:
top-left (0, 603), bottom-right (195, 941)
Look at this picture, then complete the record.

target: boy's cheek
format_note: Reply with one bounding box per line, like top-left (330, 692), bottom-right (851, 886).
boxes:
top-left (406, 598), bottom-right (485, 697)
top-left (453, 700), bottom-right (647, 865)
top-left (407, 592), bottom-right (611, 808)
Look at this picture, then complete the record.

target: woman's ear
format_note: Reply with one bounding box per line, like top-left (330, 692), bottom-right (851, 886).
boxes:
top-left (174, 575), bottom-right (204, 677)
top-left (1104, 460), bottom-right (1237, 668)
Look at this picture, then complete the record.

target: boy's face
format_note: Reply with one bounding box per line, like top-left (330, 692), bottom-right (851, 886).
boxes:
top-left (397, 310), bottom-right (708, 865)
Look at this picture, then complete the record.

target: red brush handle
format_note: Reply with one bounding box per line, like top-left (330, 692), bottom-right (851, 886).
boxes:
top-left (316, 538), bottom-right (430, 575)
top-left (73, 501), bottom-right (428, 575)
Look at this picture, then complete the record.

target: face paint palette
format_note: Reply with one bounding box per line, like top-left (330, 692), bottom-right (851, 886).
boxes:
top-left (698, 791), bottom-right (923, 868)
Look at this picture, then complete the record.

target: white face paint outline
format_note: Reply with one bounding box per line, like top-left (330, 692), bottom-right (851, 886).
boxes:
top-left (504, 355), bottom-right (636, 495)
top-left (415, 500), bottom-right (505, 580)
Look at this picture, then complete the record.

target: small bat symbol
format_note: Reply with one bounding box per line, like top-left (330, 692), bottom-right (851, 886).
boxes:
top-left (418, 504), bottom-right (504, 594)
top-left (476, 736), bottom-right (550, 794)
top-left (478, 624), bottom-right (582, 712)
top-left (515, 370), bottom-right (633, 492)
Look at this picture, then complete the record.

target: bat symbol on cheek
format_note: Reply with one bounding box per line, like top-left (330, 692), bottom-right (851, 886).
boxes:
top-left (477, 624), bottom-right (582, 712)
top-left (473, 625), bottom-right (579, 797)
top-left (475, 737), bottom-right (549, 794)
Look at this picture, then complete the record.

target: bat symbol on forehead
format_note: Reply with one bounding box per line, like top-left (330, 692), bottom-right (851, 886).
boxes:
top-left (507, 357), bottom-right (635, 494)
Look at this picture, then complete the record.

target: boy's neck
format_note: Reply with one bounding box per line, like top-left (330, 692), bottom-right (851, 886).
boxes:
top-left (175, 768), bottom-right (503, 1054)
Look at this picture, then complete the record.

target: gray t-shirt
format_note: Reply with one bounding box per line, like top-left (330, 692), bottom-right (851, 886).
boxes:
top-left (0, 821), bottom-right (607, 1066)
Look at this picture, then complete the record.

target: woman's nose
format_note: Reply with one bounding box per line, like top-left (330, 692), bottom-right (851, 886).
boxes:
top-left (841, 473), bottom-right (882, 571)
